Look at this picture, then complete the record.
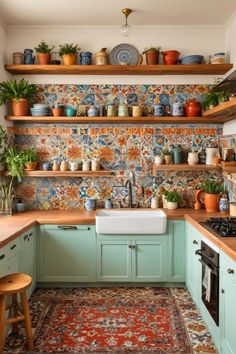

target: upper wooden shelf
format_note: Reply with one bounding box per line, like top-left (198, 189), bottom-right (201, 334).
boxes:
top-left (5, 116), bottom-right (234, 124)
top-left (153, 164), bottom-right (221, 173)
top-left (1, 170), bottom-right (115, 177)
top-left (4, 64), bottom-right (233, 76)
top-left (203, 99), bottom-right (236, 118)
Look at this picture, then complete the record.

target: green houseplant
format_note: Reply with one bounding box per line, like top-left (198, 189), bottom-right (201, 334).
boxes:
top-left (0, 125), bottom-right (8, 171)
top-left (216, 91), bottom-right (230, 104)
top-left (34, 40), bottom-right (54, 65)
top-left (21, 148), bottom-right (38, 171)
top-left (165, 190), bottom-right (182, 210)
top-left (203, 179), bottom-right (223, 212)
top-left (142, 47), bottom-right (160, 65)
top-left (202, 92), bottom-right (219, 111)
top-left (0, 79), bottom-right (37, 116)
top-left (59, 43), bottom-right (79, 65)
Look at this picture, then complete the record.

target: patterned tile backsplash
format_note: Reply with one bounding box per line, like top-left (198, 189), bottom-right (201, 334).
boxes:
top-left (10, 84), bottom-right (224, 210)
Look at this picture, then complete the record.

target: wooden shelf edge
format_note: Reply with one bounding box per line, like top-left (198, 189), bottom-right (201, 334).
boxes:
top-left (1, 170), bottom-right (116, 177)
top-left (153, 163), bottom-right (222, 172)
top-left (203, 99), bottom-right (236, 118)
top-left (5, 116), bottom-right (230, 124)
top-left (4, 63), bottom-right (233, 75)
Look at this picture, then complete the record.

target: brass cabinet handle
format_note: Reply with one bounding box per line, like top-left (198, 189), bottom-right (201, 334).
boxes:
top-left (24, 235), bottom-right (28, 241)
top-left (227, 268), bottom-right (234, 274)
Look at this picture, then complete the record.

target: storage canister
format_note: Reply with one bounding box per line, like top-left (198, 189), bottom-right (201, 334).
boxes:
top-left (95, 48), bottom-right (108, 65)
top-left (13, 52), bottom-right (24, 64)
top-left (132, 105), bottom-right (142, 117)
top-left (118, 104), bottom-right (128, 117)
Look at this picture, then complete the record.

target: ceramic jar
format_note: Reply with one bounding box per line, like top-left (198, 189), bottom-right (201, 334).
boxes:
top-left (80, 52), bottom-right (92, 65)
top-left (66, 106), bottom-right (77, 117)
top-left (91, 158), bottom-right (100, 171)
top-left (167, 201), bottom-right (178, 210)
top-left (69, 161), bottom-right (78, 171)
top-left (185, 99), bottom-right (201, 117)
top-left (42, 161), bottom-right (51, 171)
top-left (188, 152), bottom-right (199, 165)
top-left (118, 104), bottom-right (129, 117)
top-left (52, 161), bottom-right (60, 171)
top-left (164, 155), bottom-right (173, 164)
top-left (13, 52), bottom-right (24, 64)
top-left (172, 101), bottom-right (183, 117)
top-left (219, 196), bottom-right (229, 213)
top-left (82, 159), bottom-right (91, 171)
top-left (88, 106), bottom-right (98, 117)
top-left (162, 50), bottom-right (180, 65)
top-left (132, 105), bottom-right (142, 117)
top-left (24, 49), bottom-right (35, 64)
top-left (60, 160), bottom-right (68, 171)
top-left (95, 48), bottom-right (108, 65)
top-left (172, 146), bottom-right (182, 164)
top-left (16, 201), bottom-right (25, 213)
top-left (85, 198), bottom-right (96, 210)
top-left (205, 147), bottom-right (220, 165)
top-left (155, 155), bottom-right (164, 165)
top-left (151, 197), bottom-right (159, 209)
top-left (107, 104), bottom-right (116, 117)
top-left (154, 104), bottom-right (167, 117)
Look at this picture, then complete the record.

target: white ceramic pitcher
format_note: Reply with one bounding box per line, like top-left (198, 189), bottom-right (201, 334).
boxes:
top-left (205, 147), bottom-right (220, 165)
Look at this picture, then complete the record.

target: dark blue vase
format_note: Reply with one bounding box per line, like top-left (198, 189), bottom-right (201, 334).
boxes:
top-left (80, 52), bottom-right (92, 65)
top-left (24, 49), bottom-right (35, 64)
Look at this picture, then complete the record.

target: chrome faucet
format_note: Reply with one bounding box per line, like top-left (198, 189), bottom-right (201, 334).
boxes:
top-left (125, 171), bottom-right (136, 208)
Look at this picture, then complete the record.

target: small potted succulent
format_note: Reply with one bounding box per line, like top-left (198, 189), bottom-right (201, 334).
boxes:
top-left (34, 40), bottom-right (54, 65)
top-left (142, 47), bottom-right (160, 65)
top-left (162, 148), bottom-right (173, 164)
top-left (22, 148), bottom-right (38, 171)
top-left (0, 79), bottom-right (37, 116)
top-left (52, 103), bottom-right (64, 117)
top-left (203, 179), bottom-right (223, 212)
top-left (58, 43), bottom-right (79, 65)
top-left (165, 190), bottom-right (182, 210)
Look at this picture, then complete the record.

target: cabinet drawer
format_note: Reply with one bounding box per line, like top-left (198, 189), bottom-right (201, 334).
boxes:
top-left (42, 224), bottom-right (92, 231)
top-left (220, 252), bottom-right (236, 284)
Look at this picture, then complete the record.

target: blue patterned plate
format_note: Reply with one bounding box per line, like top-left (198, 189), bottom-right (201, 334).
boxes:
top-left (109, 43), bottom-right (139, 65)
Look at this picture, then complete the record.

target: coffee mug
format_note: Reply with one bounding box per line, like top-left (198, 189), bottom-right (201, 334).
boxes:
top-left (66, 106), bottom-right (77, 117)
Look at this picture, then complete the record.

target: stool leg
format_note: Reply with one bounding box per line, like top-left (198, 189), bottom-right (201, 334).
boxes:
top-left (0, 295), bottom-right (6, 353)
top-left (12, 293), bottom-right (19, 334)
top-left (20, 291), bottom-right (33, 351)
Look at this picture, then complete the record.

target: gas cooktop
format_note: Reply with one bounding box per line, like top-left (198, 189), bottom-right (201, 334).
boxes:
top-left (201, 217), bottom-right (236, 237)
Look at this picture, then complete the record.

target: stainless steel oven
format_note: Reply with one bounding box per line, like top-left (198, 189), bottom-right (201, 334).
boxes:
top-left (196, 240), bottom-right (219, 326)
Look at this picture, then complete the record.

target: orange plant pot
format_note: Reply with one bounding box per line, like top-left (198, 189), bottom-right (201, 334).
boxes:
top-left (37, 53), bottom-right (51, 65)
top-left (204, 193), bottom-right (220, 212)
top-left (62, 54), bottom-right (77, 65)
top-left (11, 98), bottom-right (28, 116)
top-left (145, 50), bottom-right (159, 65)
top-left (52, 108), bottom-right (64, 117)
top-left (24, 161), bottom-right (37, 171)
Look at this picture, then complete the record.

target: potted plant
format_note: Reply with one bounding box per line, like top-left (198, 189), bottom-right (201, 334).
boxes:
top-left (21, 148), bottom-right (38, 170)
top-left (0, 126), bottom-right (8, 171)
top-left (165, 191), bottom-right (182, 210)
top-left (58, 43), bottom-right (79, 65)
top-left (142, 47), bottom-right (160, 65)
top-left (0, 182), bottom-right (14, 215)
top-left (5, 147), bottom-right (25, 182)
top-left (0, 79), bottom-right (37, 116)
top-left (216, 91), bottom-right (230, 104)
top-left (52, 103), bottom-right (64, 117)
top-left (34, 40), bottom-right (54, 65)
top-left (162, 148), bottom-right (173, 164)
top-left (203, 179), bottom-right (223, 212)
top-left (202, 92), bottom-right (218, 111)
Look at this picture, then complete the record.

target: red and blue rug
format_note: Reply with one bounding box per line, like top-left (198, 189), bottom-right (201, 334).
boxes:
top-left (4, 287), bottom-right (216, 353)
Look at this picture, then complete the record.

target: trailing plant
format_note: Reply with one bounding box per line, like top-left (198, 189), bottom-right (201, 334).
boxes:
top-left (4, 147), bottom-right (25, 182)
top-left (0, 79), bottom-right (37, 104)
top-left (34, 40), bottom-right (54, 54)
top-left (21, 148), bottom-right (38, 163)
top-left (58, 43), bottom-right (79, 56)
top-left (0, 126), bottom-right (8, 150)
top-left (203, 179), bottom-right (223, 194)
top-left (142, 47), bottom-right (160, 54)
top-left (162, 148), bottom-right (172, 156)
top-left (165, 190), bottom-right (182, 203)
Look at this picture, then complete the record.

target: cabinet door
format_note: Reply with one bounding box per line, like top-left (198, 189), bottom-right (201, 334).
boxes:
top-left (0, 246), bottom-right (8, 277)
top-left (38, 225), bottom-right (96, 282)
top-left (97, 240), bottom-right (132, 282)
top-left (185, 222), bottom-right (201, 305)
top-left (169, 221), bottom-right (185, 282)
top-left (132, 239), bottom-right (168, 282)
top-left (20, 228), bottom-right (36, 297)
top-left (6, 238), bottom-right (21, 275)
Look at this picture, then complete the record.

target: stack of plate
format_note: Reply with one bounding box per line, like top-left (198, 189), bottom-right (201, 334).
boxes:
top-left (179, 55), bottom-right (204, 65)
top-left (30, 104), bottom-right (51, 116)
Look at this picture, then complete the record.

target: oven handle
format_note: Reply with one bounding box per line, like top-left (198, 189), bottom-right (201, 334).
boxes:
top-left (195, 249), bottom-right (203, 256)
top-left (199, 258), bottom-right (218, 276)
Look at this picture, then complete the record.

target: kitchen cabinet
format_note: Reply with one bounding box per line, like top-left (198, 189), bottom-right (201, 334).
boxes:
top-left (37, 224), bottom-right (96, 282)
top-left (0, 238), bottom-right (21, 277)
top-left (220, 252), bottom-right (236, 354)
top-left (185, 221), bottom-right (201, 305)
top-left (0, 244), bottom-right (8, 277)
top-left (96, 234), bottom-right (168, 282)
top-left (168, 220), bottom-right (185, 282)
top-left (20, 227), bottom-right (36, 297)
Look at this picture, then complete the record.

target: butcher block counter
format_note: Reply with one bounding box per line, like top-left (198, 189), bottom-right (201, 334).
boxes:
top-left (0, 208), bottom-right (236, 261)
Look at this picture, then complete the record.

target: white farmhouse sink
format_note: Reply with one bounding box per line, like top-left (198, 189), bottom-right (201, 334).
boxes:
top-left (96, 209), bottom-right (167, 234)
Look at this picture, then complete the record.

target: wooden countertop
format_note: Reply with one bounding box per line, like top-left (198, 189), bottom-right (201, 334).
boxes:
top-left (1, 209), bottom-right (236, 262)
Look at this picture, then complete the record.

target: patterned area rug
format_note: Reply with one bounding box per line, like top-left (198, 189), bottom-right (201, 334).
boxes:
top-left (4, 287), bottom-right (217, 353)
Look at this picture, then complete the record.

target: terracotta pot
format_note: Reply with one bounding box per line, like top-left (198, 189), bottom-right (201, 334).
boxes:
top-left (164, 155), bottom-right (173, 164)
top-left (195, 189), bottom-right (205, 209)
top-left (52, 108), bottom-right (64, 116)
top-left (185, 99), bottom-right (202, 117)
top-left (204, 193), bottom-right (220, 212)
top-left (11, 98), bottom-right (28, 116)
top-left (37, 53), bottom-right (51, 65)
top-left (145, 50), bottom-right (159, 65)
top-left (62, 54), bottom-right (77, 65)
top-left (162, 50), bottom-right (180, 65)
top-left (24, 161), bottom-right (37, 171)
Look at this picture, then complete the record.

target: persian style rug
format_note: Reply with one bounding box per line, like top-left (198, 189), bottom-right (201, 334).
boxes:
top-left (4, 287), bottom-right (216, 353)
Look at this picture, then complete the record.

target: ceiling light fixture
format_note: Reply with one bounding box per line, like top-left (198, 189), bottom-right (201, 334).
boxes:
top-left (120, 8), bottom-right (132, 37)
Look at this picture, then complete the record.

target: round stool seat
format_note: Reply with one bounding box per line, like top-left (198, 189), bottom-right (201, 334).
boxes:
top-left (0, 273), bottom-right (32, 295)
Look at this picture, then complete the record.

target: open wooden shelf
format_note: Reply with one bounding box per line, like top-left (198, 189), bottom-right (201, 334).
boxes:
top-left (5, 115), bottom-right (233, 124)
top-left (1, 170), bottom-right (115, 177)
top-left (153, 163), bottom-right (222, 173)
top-left (4, 64), bottom-right (233, 76)
top-left (203, 99), bottom-right (236, 118)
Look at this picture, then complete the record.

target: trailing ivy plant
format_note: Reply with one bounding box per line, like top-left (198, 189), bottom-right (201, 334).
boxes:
top-left (0, 79), bottom-right (37, 104)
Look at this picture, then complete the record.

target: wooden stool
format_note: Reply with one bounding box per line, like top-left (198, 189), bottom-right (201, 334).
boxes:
top-left (0, 273), bottom-right (33, 352)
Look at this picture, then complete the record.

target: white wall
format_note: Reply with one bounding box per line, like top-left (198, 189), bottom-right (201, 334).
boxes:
top-left (223, 13), bottom-right (236, 135)
top-left (6, 25), bottom-right (225, 85)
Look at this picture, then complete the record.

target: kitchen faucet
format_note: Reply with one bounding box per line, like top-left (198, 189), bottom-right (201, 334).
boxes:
top-left (125, 171), bottom-right (136, 208)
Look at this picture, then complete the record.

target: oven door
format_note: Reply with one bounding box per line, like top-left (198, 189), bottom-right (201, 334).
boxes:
top-left (200, 256), bottom-right (219, 326)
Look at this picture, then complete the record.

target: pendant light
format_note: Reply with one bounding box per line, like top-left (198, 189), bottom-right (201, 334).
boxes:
top-left (120, 8), bottom-right (132, 37)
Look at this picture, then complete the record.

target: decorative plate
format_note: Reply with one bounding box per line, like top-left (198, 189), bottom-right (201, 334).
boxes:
top-left (109, 43), bottom-right (139, 65)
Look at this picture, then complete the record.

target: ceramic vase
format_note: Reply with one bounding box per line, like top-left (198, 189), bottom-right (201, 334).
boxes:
top-left (167, 201), bottom-right (178, 210)
top-left (164, 155), bottom-right (172, 164)
top-left (204, 193), bottom-right (220, 212)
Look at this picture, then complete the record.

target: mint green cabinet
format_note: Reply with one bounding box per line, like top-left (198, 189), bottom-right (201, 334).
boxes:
top-left (20, 227), bottom-right (36, 297)
top-left (168, 221), bottom-right (185, 282)
top-left (37, 225), bottom-right (96, 282)
top-left (0, 245), bottom-right (8, 277)
top-left (97, 234), bottom-right (168, 282)
top-left (220, 252), bottom-right (236, 354)
top-left (185, 221), bottom-right (201, 305)
top-left (0, 238), bottom-right (21, 277)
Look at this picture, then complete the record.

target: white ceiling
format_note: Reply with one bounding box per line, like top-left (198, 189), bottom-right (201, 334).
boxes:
top-left (0, 0), bottom-right (236, 26)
